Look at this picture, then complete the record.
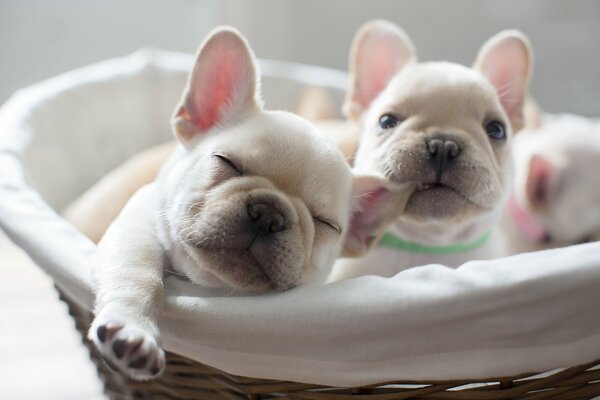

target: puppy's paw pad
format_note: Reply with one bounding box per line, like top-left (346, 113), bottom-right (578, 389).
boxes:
top-left (149, 358), bottom-right (162, 376)
top-left (90, 321), bottom-right (165, 380)
top-left (112, 336), bottom-right (143, 359)
top-left (128, 355), bottom-right (148, 369)
top-left (96, 322), bottom-right (123, 343)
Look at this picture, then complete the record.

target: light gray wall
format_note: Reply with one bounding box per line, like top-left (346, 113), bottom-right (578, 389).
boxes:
top-left (223, 0), bottom-right (600, 116)
top-left (0, 0), bottom-right (221, 103)
top-left (2, 1), bottom-right (599, 116)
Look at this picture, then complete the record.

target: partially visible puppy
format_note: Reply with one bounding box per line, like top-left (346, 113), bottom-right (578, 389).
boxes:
top-left (295, 87), bottom-right (359, 163)
top-left (330, 21), bottom-right (533, 281)
top-left (503, 106), bottom-right (600, 254)
top-left (64, 141), bottom-right (175, 243)
top-left (88, 27), bottom-right (401, 380)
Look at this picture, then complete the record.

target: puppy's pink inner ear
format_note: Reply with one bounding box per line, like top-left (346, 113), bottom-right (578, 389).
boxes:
top-left (484, 54), bottom-right (523, 118)
top-left (345, 21), bottom-right (416, 118)
top-left (476, 33), bottom-right (531, 131)
top-left (174, 29), bottom-right (259, 143)
top-left (526, 155), bottom-right (555, 210)
top-left (183, 52), bottom-right (240, 132)
top-left (345, 187), bottom-right (391, 257)
top-left (356, 40), bottom-right (404, 109)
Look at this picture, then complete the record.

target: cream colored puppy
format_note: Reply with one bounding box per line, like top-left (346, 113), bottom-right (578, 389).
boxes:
top-left (503, 109), bottom-right (600, 253)
top-left (88, 27), bottom-right (400, 380)
top-left (330, 21), bottom-right (533, 281)
top-left (64, 141), bottom-right (175, 243)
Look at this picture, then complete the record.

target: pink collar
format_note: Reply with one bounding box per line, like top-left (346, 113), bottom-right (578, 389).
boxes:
top-left (506, 194), bottom-right (547, 243)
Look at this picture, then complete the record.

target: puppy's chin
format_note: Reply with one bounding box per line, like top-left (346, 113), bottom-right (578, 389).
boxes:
top-left (180, 227), bottom-right (306, 292)
top-left (185, 247), bottom-right (275, 293)
top-left (402, 184), bottom-right (485, 223)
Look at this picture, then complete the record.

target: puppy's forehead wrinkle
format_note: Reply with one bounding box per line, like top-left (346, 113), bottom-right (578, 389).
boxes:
top-left (375, 62), bottom-right (503, 126)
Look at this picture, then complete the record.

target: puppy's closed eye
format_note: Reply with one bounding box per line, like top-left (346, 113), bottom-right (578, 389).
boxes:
top-left (313, 216), bottom-right (341, 236)
top-left (212, 154), bottom-right (243, 178)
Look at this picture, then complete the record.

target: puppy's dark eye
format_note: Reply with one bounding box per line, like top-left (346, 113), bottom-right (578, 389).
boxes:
top-left (379, 114), bottom-right (399, 130)
top-left (213, 154), bottom-right (242, 175)
top-left (313, 216), bottom-right (341, 235)
top-left (485, 121), bottom-right (506, 140)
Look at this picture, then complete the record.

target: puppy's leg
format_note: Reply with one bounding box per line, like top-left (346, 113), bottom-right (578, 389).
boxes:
top-left (88, 183), bottom-right (166, 380)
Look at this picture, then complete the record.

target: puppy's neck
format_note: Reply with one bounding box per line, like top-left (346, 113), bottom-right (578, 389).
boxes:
top-left (387, 211), bottom-right (500, 248)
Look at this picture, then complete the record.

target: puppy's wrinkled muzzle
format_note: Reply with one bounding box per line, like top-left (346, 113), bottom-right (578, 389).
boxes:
top-left (379, 134), bottom-right (498, 220)
top-left (185, 188), bottom-right (305, 291)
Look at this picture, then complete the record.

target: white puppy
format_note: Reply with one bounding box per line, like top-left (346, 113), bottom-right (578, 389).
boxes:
top-left (330, 21), bottom-right (533, 281)
top-left (503, 109), bottom-right (600, 253)
top-left (88, 27), bottom-right (397, 380)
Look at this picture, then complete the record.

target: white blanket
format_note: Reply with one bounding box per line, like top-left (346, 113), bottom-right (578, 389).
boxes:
top-left (0, 49), bottom-right (599, 386)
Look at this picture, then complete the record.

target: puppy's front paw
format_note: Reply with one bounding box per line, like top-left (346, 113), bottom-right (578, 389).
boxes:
top-left (89, 318), bottom-right (165, 380)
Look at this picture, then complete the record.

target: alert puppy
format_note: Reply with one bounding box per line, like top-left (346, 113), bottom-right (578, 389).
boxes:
top-left (330, 21), bottom-right (533, 280)
top-left (88, 27), bottom-right (400, 380)
top-left (503, 108), bottom-right (600, 254)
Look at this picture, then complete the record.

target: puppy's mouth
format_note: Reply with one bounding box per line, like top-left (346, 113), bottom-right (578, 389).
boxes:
top-left (415, 182), bottom-right (452, 192)
top-left (403, 181), bottom-right (483, 220)
top-left (183, 226), bottom-right (302, 292)
top-left (185, 244), bottom-right (276, 292)
top-left (413, 181), bottom-right (468, 197)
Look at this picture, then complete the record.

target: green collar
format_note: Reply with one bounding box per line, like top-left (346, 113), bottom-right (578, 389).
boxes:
top-left (378, 230), bottom-right (492, 254)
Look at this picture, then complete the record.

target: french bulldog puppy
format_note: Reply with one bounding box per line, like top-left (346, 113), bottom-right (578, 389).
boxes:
top-left (503, 108), bottom-right (600, 254)
top-left (64, 141), bottom-right (176, 243)
top-left (330, 21), bottom-right (533, 281)
top-left (88, 27), bottom-right (403, 380)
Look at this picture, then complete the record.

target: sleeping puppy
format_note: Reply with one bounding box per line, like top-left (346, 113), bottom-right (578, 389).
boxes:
top-left (503, 108), bottom-right (600, 254)
top-left (88, 27), bottom-right (403, 380)
top-left (330, 21), bottom-right (533, 280)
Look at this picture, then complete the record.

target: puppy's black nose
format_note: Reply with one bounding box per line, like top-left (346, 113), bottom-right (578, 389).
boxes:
top-left (427, 137), bottom-right (461, 180)
top-left (427, 138), bottom-right (461, 161)
top-left (247, 202), bottom-right (286, 233)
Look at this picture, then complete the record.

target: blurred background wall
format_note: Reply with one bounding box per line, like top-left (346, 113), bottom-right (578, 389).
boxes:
top-left (1, 0), bottom-right (599, 115)
top-left (0, 0), bottom-right (219, 103)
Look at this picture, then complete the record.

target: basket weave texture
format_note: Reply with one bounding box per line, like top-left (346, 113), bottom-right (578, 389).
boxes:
top-left (58, 287), bottom-right (600, 400)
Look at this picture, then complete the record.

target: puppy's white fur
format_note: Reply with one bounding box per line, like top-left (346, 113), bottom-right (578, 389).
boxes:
top-left (502, 109), bottom-right (600, 253)
top-left (88, 27), bottom-right (389, 380)
top-left (330, 21), bottom-right (533, 281)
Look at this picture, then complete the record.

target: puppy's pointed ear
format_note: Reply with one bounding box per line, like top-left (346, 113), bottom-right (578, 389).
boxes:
top-left (474, 30), bottom-right (533, 133)
top-left (172, 27), bottom-right (262, 145)
top-left (343, 20), bottom-right (416, 120)
top-left (343, 175), bottom-right (413, 257)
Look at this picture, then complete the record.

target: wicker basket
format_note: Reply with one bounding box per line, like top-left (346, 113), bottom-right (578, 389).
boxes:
top-left (57, 286), bottom-right (600, 400)
top-left (2, 49), bottom-right (600, 400)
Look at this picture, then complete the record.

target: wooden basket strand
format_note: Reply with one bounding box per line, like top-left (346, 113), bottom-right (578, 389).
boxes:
top-left (56, 286), bottom-right (600, 400)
